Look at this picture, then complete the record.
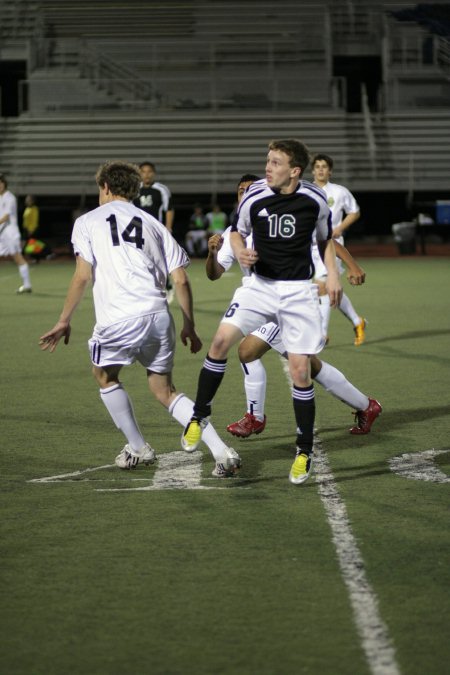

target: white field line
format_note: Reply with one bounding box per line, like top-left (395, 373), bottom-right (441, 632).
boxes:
top-left (389, 448), bottom-right (450, 483)
top-left (96, 450), bottom-right (226, 492)
top-left (28, 464), bottom-right (116, 483)
top-left (280, 358), bottom-right (400, 675)
top-left (27, 452), bottom-right (245, 491)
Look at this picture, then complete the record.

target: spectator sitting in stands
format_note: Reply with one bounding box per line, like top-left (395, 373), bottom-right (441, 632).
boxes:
top-left (206, 204), bottom-right (227, 237)
top-left (185, 204), bottom-right (208, 257)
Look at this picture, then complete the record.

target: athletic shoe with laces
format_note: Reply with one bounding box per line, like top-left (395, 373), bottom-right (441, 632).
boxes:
top-left (115, 443), bottom-right (156, 469)
top-left (211, 447), bottom-right (241, 478)
top-left (226, 413), bottom-right (266, 438)
top-left (16, 285), bottom-right (32, 294)
top-left (181, 417), bottom-right (209, 452)
top-left (350, 398), bottom-right (382, 435)
top-left (353, 317), bottom-right (367, 346)
top-left (289, 449), bottom-right (314, 485)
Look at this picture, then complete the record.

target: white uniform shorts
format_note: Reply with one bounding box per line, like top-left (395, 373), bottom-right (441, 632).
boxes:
top-left (250, 322), bottom-right (286, 355)
top-left (312, 238), bottom-right (344, 280)
top-left (0, 224), bottom-right (21, 256)
top-left (221, 274), bottom-right (324, 354)
top-left (89, 311), bottom-right (176, 372)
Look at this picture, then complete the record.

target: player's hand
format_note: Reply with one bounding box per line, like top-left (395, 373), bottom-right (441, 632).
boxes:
top-left (332, 225), bottom-right (344, 238)
top-left (237, 248), bottom-right (259, 268)
top-left (208, 234), bottom-right (223, 254)
top-left (326, 275), bottom-right (343, 308)
top-left (39, 321), bottom-right (71, 352)
top-left (347, 264), bottom-right (366, 286)
top-left (180, 327), bottom-right (203, 354)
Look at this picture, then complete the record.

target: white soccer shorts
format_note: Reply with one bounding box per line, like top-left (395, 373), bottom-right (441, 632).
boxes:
top-left (221, 274), bottom-right (324, 354)
top-left (0, 225), bottom-right (22, 256)
top-left (89, 311), bottom-right (176, 371)
top-left (312, 239), bottom-right (345, 279)
top-left (250, 322), bottom-right (286, 355)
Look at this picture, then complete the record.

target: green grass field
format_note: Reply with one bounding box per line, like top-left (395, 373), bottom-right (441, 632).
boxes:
top-left (1, 256), bottom-right (449, 675)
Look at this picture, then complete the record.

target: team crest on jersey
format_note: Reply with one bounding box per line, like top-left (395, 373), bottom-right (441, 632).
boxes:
top-left (327, 197), bottom-right (335, 207)
top-left (141, 195), bottom-right (153, 207)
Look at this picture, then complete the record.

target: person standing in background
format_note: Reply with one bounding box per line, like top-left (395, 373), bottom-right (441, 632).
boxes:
top-left (134, 161), bottom-right (175, 302)
top-left (0, 174), bottom-right (32, 294)
top-left (22, 195), bottom-right (40, 239)
top-left (311, 153), bottom-right (366, 346)
top-left (133, 161), bottom-right (174, 232)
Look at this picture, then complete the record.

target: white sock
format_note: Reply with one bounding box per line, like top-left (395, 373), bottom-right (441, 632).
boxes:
top-left (339, 293), bottom-right (360, 326)
top-left (169, 393), bottom-right (228, 462)
top-left (19, 263), bottom-right (31, 288)
top-left (100, 384), bottom-right (146, 451)
top-left (314, 361), bottom-right (369, 410)
top-left (242, 360), bottom-right (266, 421)
top-left (319, 294), bottom-right (331, 336)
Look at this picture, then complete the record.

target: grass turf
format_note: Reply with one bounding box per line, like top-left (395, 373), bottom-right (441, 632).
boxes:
top-left (0, 256), bottom-right (449, 675)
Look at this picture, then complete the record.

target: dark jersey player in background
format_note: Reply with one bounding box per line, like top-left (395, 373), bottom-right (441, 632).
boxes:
top-left (134, 161), bottom-right (175, 301)
top-left (133, 161), bottom-right (174, 232)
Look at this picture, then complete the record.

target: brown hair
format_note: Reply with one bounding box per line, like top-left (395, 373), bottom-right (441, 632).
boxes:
top-left (311, 153), bottom-right (334, 170)
top-left (268, 139), bottom-right (311, 177)
top-left (95, 161), bottom-right (141, 200)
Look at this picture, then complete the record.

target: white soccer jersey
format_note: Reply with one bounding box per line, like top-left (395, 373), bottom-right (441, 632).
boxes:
top-left (216, 226), bottom-right (252, 276)
top-left (72, 200), bottom-right (188, 328)
top-left (320, 181), bottom-right (359, 231)
top-left (0, 190), bottom-right (18, 230)
top-left (312, 181), bottom-right (359, 277)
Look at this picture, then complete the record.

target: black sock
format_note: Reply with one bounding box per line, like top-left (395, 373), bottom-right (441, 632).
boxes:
top-left (193, 355), bottom-right (227, 419)
top-left (292, 384), bottom-right (315, 455)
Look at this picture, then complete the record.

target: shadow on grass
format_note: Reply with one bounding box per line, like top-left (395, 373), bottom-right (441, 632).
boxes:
top-left (330, 327), bottom-right (450, 349)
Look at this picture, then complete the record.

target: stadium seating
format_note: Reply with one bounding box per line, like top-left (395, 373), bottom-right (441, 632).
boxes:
top-left (0, 0), bottom-right (449, 199)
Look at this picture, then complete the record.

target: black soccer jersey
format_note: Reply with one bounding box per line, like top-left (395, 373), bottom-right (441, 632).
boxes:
top-left (133, 181), bottom-right (173, 224)
top-left (233, 179), bottom-right (331, 281)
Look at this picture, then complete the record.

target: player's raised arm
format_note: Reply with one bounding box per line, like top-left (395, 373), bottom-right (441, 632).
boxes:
top-left (205, 233), bottom-right (225, 280)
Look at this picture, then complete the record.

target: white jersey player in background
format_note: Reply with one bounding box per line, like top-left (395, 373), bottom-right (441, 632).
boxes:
top-left (311, 154), bottom-right (367, 346)
top-left (0, 173), bottom-right (32, 294)
top-left (39, 160), bottom-right (240, 478)
top-left (206, 175), bottom-right (381, 439)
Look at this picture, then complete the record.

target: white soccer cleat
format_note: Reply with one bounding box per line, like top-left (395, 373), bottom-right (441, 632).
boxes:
top-left (212, 447), bottom-right (241, 478)
top-left (115, 443), bottom-right (156, 470)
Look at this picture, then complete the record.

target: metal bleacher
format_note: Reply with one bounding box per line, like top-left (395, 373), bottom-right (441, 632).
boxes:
top-left (0, 0), bottom-right (449, 198)
top-left (1, 113), bottom-right (364, 196)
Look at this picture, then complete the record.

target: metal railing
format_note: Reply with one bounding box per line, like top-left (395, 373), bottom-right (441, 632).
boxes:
top-left (18, 75), bottom-right (345, 116)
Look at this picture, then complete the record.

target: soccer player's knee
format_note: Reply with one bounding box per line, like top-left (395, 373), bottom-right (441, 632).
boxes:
top-left (290, 364), bottom-right (310, 387)
top-left (238, 340), bottom-right (259, 363)
top-left (210, 333), bottom-right (231, 358)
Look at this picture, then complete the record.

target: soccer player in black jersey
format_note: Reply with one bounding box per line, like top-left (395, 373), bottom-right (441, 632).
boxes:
top-left (133, 162), bottom-right (174, 231)
top-left (182, 139), bottom-right (342, 484)
top-left (134, 161), bottom-right (175, 301)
